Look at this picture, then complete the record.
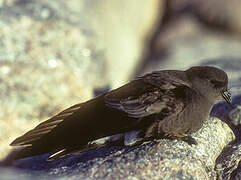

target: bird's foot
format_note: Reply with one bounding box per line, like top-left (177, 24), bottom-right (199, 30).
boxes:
top-left (174, 133), bottom-right (188, 138)
top-left (180, 135), bottom-right (198, 145)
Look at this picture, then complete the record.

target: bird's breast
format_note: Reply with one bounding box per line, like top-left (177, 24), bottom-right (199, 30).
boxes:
top-left (185, 96), bottom-right (213, 133)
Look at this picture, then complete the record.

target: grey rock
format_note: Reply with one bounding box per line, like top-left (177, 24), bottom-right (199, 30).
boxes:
top-left (188, 0), bottom-right (241, 34)
top-left (216, 143), bottom-right (241, 180)
top-left (229, 106), bottom-right (241, 127)
top-left (205, 59), bottom-right (241, 179)
top-left (138, 15), bottom-right (241, 76)
top-left (0, 168), bottom-right (34, 180)
top-left (160, 0), bottom-right (241, 34)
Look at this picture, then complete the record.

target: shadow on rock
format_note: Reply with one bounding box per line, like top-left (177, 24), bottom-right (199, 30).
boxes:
top-left (1, 145), bottom-right (127, 171)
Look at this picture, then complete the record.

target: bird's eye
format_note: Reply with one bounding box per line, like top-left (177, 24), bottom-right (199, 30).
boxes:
top-left (210, 80), bottom-right (224, 88)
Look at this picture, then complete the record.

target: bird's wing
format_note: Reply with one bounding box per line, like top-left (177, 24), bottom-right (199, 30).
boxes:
top-left (10, 70), bottom-right (191, 159)
top-left (105, 86), bottom-right (163, 118)
top-left (105, 70), bottom-right (191, 118)
top-left (10, 103), bottom-right (84, 147)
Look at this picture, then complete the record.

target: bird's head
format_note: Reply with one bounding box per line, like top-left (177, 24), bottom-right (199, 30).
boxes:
top-left (185, 66), bottom-right (231, 105)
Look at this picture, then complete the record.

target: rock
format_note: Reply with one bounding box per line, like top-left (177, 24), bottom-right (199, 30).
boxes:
top-left (188, 0), bottom-right (241, 34)
top-left (229, 106), bottom-right (241, 127)
top-left (215, 93), bottom-right (241, 180)
top-left (207, 61), bottom-right (241, 180)
top-left (138, 16), bottom-right (241, 75)
top-left (83, 0), bottom-right (162, 88)
top-left (161, 0), bottom-right (241, 34)
top-left (0, 0), bottom-right (161, 159)
top-left (0, 168), bottom-right (34, 180)
top-left (216, 142), bottom-right (241, 180)
top-left (0, 6), bottom-right (94, 159)
top-left (0, 117), bottom-right (233, 179)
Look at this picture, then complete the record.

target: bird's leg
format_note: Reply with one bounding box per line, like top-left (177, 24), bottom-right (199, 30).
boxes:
top-left (166, 133), bottom-right (198, 145)
top-left (175, 133), bottom-right (188, 138)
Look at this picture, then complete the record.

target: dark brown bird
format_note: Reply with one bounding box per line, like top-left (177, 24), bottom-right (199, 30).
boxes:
top-left (10, 66), bottom-right (231, 160)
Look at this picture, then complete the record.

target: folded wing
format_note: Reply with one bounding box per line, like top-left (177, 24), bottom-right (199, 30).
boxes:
top-left (10, 70), bottom-right (191, 159)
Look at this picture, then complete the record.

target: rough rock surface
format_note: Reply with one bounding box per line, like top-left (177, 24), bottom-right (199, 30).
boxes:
top-left (161, 0), bottom-right (241, 33)
top-left (216, 142), bottom-right (241, 180)
top-left (187, 0), bottom-right (241, 33)
top-left (214, 95), bottom-right (241, 180)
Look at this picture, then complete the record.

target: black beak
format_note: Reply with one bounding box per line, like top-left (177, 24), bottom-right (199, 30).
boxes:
top-left (221, 90), bottom-right (232, 105)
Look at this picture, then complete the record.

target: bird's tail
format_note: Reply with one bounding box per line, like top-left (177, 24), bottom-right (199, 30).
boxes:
top-left (1, 145), bottom-right (49, 166)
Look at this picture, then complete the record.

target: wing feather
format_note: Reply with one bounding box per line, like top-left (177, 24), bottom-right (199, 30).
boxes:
top-left (105, 70), bottom-right (190, 119)
top-left (10, 103), bottom-right (83, 146)
top-left (10, 70), bottom-right (191, 159)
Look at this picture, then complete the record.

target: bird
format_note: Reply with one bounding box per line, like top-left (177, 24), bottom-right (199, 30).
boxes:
top-left (10, 66), bottom-right (231, 160)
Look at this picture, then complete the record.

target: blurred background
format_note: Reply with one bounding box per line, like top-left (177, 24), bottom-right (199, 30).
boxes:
top-left (1, 0), bottom-right (241, 160)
